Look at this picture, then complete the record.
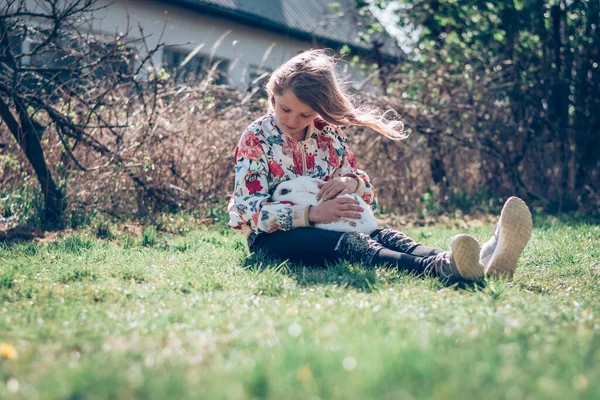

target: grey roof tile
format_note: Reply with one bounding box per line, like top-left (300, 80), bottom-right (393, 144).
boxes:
top-left (170, 0), bottom-right (403, 58)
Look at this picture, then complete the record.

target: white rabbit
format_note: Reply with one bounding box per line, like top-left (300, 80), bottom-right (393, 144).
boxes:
top-left (272, 176), bottom-right (378, 234)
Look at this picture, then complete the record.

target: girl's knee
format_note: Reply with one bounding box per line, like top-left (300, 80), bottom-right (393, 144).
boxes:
top-left (334, 232), bottom-right (384, 266)
top-left (374, 228), bottom-right (418, 253)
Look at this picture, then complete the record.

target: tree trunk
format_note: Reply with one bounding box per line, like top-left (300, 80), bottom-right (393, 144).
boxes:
top-left (550, 4), bottom-right (576, 210)
top-left (0, 97), bottom-right (64, 227)
top-left (0, 18), bottom-right (64, 226)
top-left (372, 41), bottom-right (388, 93)
top-left (427, 133), bottom-right (448, 203)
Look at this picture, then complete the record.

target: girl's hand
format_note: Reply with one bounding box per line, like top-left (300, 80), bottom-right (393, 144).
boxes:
top-left (308, 198), bottom-right (363, 225)
top-left (316, 177), bottom-right (359, 201)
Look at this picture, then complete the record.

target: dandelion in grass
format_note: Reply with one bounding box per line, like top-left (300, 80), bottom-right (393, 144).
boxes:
top-left (0, 343), bottom-right (17, 360)
top-left (7, 378), bottom-right (19, 393)
top-left (343, 356), bottom-right (357, 371)
top-left (288, 323), bottom-right (302, 337)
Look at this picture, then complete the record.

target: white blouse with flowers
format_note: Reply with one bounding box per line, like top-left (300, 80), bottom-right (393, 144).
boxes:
top-left (227, 113), bottom-right (378, 239)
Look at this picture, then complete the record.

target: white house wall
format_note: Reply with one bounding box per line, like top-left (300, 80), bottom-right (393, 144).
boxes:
top-left (20, 0), bottom-right (370, 88)
top-left (86, 0), bottom-right (330, 88)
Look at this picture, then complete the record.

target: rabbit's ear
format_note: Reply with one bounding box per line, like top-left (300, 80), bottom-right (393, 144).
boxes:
top-left (312, 178), bottom-right (326, 185)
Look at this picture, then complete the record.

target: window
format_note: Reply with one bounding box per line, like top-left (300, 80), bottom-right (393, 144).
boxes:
top-left (246, 65), bottom-right (271, 88)
top-left (16, 31), bottom-right (79, 93)
top-left (85, 40), bottom-right (136, 78)
top-left (21, 31), bottom-right (134, 83)
top-left (163, 47), bottom-right (230, 85)
top-left (8, 30), bottom-right (23, 61)
top-left (24, 29), bottom-right (80, 68)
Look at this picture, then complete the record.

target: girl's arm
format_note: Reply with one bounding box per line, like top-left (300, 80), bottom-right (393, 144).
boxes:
top-left (229, 128), bottom-right (311, 235)
top-left (333, 133), bottom-right (378, 212)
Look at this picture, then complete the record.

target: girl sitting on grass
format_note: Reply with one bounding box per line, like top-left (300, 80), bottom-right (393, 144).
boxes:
top-left (227, 49), bottom-right (532, 282)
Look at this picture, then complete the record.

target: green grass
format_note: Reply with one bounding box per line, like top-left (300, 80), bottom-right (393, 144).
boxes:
top-left (0, 216), bottom-right (599, 399)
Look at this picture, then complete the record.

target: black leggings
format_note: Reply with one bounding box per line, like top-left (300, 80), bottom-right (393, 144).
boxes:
top-left (250, 228), bottom-right (443, 275)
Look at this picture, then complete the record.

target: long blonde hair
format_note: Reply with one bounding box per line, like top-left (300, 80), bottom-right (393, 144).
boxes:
top-left (265, 49), bottom-right (407, 140)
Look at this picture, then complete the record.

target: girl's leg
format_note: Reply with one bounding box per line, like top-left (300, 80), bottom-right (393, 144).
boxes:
top-left (372, 248), bottom-right (435, 275)
top-left (338, 232), bottom-right (483, 282)
top-left (252, 228), bottom-right (424, 271)
top-left (251, 228), bottom-right (483, 281)
top-left (371, 228), bottom-right (443, 257)
top-left (251, 228), bottom-right (347, 265)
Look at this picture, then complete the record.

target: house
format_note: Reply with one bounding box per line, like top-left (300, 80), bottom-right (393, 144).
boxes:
top-left (84, 0), bottom-right (404, 88)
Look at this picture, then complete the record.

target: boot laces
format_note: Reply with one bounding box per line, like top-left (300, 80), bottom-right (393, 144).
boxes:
top-left (428, 251), bottom-right (459, 279)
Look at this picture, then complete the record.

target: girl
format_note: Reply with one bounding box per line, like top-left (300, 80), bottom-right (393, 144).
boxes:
top-left (227, 49), bottom-right (532, 282)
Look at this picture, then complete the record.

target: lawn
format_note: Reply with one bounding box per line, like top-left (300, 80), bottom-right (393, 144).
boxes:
top-left (1, 215), bottom-right (599, 399)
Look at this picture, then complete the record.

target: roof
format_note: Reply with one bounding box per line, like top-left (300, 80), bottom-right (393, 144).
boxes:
top-left (167, 0), bottom-right (404, 60)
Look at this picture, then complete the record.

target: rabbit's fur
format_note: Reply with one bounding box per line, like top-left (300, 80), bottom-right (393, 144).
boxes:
top-left (272, 176), bottom-right (378, 234)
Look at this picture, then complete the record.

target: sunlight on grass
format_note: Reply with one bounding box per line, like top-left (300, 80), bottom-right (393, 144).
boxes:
top-left (0, 218), bottom-right (599, 399)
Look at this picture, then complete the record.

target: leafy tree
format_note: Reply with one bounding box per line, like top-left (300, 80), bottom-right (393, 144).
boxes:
top-left (364, 0), bottom-right (599, 211)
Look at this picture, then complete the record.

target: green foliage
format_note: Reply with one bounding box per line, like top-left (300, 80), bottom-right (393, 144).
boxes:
top-left (94, 221), bottom-right (114, 240)
top-left (0, 182), bottom-right (44, 227)
top-left (362, 0), bottom-right (600, 212)
top-left (141, 225), bottom-right (159, 247)
top-left (119, 267), bottom-right (146, 284)
top-left (50, 235), bottom-right (94, 255)
top-left (60, 268), bottom-right (97, 284)
top-left (0, 271), bottom-right (14, 289)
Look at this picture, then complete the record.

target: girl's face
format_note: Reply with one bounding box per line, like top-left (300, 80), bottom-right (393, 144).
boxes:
top-left (273, 90), bottom-right (317, 138)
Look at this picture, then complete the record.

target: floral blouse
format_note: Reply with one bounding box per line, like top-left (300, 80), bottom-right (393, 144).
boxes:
top-left (227, 113), bottom-right (377, 239)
